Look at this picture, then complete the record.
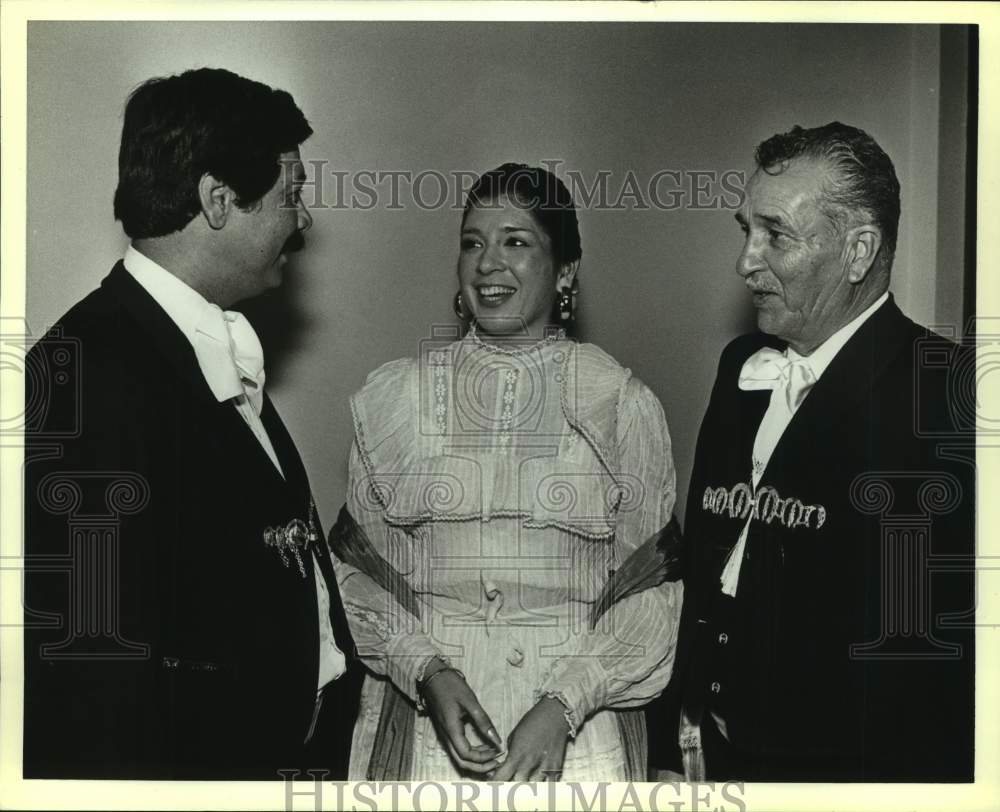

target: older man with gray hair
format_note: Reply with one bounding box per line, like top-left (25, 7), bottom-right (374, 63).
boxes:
top-left (664, 122), bottom-right (975, 781)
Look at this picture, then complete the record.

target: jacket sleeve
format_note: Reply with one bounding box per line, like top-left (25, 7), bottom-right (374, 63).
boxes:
top-left (23, 331), bottom-right (168, 777)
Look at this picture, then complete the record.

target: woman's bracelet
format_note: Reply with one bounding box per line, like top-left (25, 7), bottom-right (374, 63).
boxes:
top-left (418, 665), bottom-right (466, 696)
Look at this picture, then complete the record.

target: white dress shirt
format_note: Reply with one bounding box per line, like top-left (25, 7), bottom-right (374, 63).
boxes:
top-left (123, 246), bottom-right (346, 689)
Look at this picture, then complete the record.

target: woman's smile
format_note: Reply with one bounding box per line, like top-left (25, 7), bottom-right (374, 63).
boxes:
top-left (475, 284), bottom-right (518, 307)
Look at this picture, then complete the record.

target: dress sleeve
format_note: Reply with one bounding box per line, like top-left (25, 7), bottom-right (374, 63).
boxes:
top-left (333, 439), bottom-right (450, 705)
top-left (534, 378), bottom-right (683, 735)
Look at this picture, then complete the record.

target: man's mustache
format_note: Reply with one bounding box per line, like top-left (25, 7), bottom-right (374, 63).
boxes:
top-left (283, 230), bottom-right (306, 255)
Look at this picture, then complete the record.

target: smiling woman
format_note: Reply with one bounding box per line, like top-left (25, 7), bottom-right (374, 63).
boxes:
top-left (456, 164), bottom-right (582, 340)
top-left (331, 163), bottom-right (684, 781)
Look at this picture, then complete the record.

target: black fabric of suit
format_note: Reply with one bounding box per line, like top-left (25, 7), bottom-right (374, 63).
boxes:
top-left (655, 297), bottom-right (974, 781)
top-left (23, 262), bottom-right (362, 779)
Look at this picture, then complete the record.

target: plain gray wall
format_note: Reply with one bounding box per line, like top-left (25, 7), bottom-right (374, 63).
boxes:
top-left (26, 22), bottom-right (969, 526)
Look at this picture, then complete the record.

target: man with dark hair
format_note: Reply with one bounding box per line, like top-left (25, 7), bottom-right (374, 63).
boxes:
top-left (24, 68), bottom-right (360, 779)
top-left (663, 122), bottom-right (975, 781)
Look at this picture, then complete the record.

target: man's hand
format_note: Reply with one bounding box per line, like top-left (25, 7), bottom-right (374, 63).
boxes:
top-left (420, 658), bottom-right (504, 774)
top-left (489, 696), bottom-right (571, 781)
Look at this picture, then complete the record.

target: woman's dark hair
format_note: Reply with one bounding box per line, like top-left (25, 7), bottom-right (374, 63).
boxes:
top-left (461, 163), bottom-right (582, 267)
top-left (113, 67), bottom-right (313, 239)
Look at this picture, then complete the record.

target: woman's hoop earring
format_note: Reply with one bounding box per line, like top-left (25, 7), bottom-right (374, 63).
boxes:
top-left (453, 291), bottom-right (467, 320)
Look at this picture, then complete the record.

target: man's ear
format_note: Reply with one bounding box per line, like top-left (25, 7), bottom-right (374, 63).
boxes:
top-left (844, 225), bottom-right (883, 284)
top-left (197, 173), bottom-right (235, 230)
top-left (557, 259), bottom-right (581, 290)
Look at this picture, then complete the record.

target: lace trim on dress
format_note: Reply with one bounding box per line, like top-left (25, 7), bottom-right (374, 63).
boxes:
top-left (497, 367), bottom-right (518, 449)
top-left (431, 350), bottom-right (449, 436)
top-left (468, 322), bottom-right (566, 356)
top-left (345, 604), bottom-right (394, 642)
top-left (351, 400), bottom-right (386, 510)
top-left (379, 507), bottom-right (615, 541)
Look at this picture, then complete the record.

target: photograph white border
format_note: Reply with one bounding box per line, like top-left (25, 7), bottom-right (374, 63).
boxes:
top-left (2, 2), bottom-right (997, 810)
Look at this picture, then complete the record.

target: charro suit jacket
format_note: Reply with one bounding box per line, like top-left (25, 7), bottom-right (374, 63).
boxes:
top-left (23, 262), bottom-right (361, 779)
top-left (667, 296), bottom-right (975, 781)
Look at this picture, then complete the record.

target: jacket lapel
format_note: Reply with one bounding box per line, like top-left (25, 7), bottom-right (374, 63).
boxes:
top-left (738, 391), bottom-right (771, 480)
top-left (260, 394), bottom-right (310, 498)
top-left (763, 296), bottom-right (914, 479)
top-left (103, 262), bottom-right (214, 401)
top-left (261, 397), bottom-right (357, 654)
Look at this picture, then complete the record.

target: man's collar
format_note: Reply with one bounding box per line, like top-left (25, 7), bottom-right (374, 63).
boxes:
top-left (123, 245), bottom-right (257, 406)
top-left (787, 292), bottom-right (890, 379)
top-left (123, 245), bottom-right (215, 347)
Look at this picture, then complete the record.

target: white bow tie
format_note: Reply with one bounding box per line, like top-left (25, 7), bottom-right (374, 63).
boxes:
top-left (193, 305), bottom-right (266, 414)
top-left (738, 346), bottom-right (817, 411)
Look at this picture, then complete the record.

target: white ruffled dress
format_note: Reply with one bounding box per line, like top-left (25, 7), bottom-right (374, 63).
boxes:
top-left (336, 333), bottom-right (683, 780)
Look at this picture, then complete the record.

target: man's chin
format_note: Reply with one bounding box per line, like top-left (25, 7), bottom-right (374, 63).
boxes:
top-left (239, 272), bottom-right (283, 304)
top-left (265, 262), bottom-right (286, 289)
top-left (755, 310), bottom-right (782, 337)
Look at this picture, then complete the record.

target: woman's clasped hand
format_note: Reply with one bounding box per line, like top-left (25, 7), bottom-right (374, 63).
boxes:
top-left (420, 657), bottom-right (572, 780)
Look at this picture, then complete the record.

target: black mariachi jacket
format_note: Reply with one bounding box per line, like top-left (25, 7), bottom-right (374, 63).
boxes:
top-left (23, 263), bottom-right (361, 779)
top-left (676, 296), bottom-right (975, 781)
